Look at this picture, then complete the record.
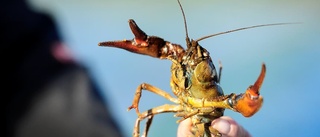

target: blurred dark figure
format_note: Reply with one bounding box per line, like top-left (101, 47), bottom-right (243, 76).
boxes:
top-left (2, 0), bottom-right (123, 137)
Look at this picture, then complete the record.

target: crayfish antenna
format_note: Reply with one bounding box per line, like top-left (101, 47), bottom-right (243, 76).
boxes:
top-left (177, 0), bottom-right (192, 48)
top-left (195, 22), bottom-right (301, 42)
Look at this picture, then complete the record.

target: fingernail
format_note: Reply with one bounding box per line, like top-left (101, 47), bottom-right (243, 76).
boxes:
top-left (212, 119), bottom-right (231, 134)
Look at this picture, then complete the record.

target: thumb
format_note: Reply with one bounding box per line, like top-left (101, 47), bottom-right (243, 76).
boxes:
top-left (211, 116), bottom-right (251, 137)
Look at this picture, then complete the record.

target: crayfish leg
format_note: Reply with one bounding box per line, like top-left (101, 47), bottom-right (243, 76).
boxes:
top-left (133, 104), bottom-right (183, 137)
top-left (142, 116), bottom-right (154, 137)
top-left (128, 83), bottom-right (180, 115)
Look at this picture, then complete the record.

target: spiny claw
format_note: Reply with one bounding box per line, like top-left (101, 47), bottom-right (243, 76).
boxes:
top-left (128, 19), bottom-right (148, 44)
top-left (234, 63), bottom-right (266, 117)
top-left (98, 19), bottom-right (185, 60)
top-left (99, 19), bottom-right (166, 58)
top-left (250, 63), bottom-right (266, 96)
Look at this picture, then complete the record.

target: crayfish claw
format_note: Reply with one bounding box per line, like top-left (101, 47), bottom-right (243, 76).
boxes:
top-left (99, 19), bottom-right (185, 61)
top-left (128, 19), bottom-right (148, 42)
top-left (252, 63), bottom-right (266, 95)
top-left (233, 63), bottom-right (266, 117)
top-left (99, 40), bottom-right (134, 49)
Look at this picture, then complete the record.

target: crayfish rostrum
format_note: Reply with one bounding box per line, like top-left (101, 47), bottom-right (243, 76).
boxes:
top-left (98, 1), bottom-right (286, 136)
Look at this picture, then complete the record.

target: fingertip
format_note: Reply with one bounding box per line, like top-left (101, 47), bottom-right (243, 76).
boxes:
top-left (211, 116), bottom-right (251, 137)
top-left (177, 118), bottom-right (193, 137)
top-left (211, 116), bottom-right (240, 137)
top-left (212, 118), bottom-right (232, 135)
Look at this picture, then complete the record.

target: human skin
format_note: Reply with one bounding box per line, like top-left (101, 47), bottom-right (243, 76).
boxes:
top-left (177, 116), bottom-right (252, 137)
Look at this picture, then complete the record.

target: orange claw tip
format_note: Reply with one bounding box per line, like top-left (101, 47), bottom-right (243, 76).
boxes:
top-left (250, 63), bottom-right (266, 95)
top-left (234, 63), bottom-right (266, 117)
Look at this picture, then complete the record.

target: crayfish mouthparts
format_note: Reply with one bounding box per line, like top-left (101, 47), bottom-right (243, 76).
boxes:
top-left (233, 63), bottom-right (266, 117)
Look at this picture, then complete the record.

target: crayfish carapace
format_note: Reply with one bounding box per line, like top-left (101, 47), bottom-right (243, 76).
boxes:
top-left (99, 1), bottom-right (289, 136)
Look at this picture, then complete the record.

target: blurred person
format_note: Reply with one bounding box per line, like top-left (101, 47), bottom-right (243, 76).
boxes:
top-left (2, 0), bottom-right (123, 137)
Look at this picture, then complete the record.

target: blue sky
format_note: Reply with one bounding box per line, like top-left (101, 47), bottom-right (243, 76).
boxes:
top-left (29, 0), bottom-right (320, 136)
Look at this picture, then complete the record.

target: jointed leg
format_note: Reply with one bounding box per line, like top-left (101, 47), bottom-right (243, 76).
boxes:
top-left (133, 104), bottom-right (183, 137)
top-left (128, 83), bottom-right (180, 114)
top-left (142, 115), bottom-right (153, 137)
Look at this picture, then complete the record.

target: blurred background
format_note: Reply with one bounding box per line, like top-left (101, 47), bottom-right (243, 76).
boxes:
top-left (22, 0), bottom-right (320, 136)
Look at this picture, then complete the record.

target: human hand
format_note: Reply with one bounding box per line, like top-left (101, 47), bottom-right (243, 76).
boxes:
top-left (177, 116), bottom-right (252, 137)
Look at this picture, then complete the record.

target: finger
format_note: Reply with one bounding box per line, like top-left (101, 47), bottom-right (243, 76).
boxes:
top-left (211, 116), bottom-right (251, 137)
top-left (177, 118), bottom-right (193, 137)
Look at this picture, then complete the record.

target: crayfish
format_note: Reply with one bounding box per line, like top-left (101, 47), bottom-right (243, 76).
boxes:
top-left (99, 0), bottom-right (290, 136)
